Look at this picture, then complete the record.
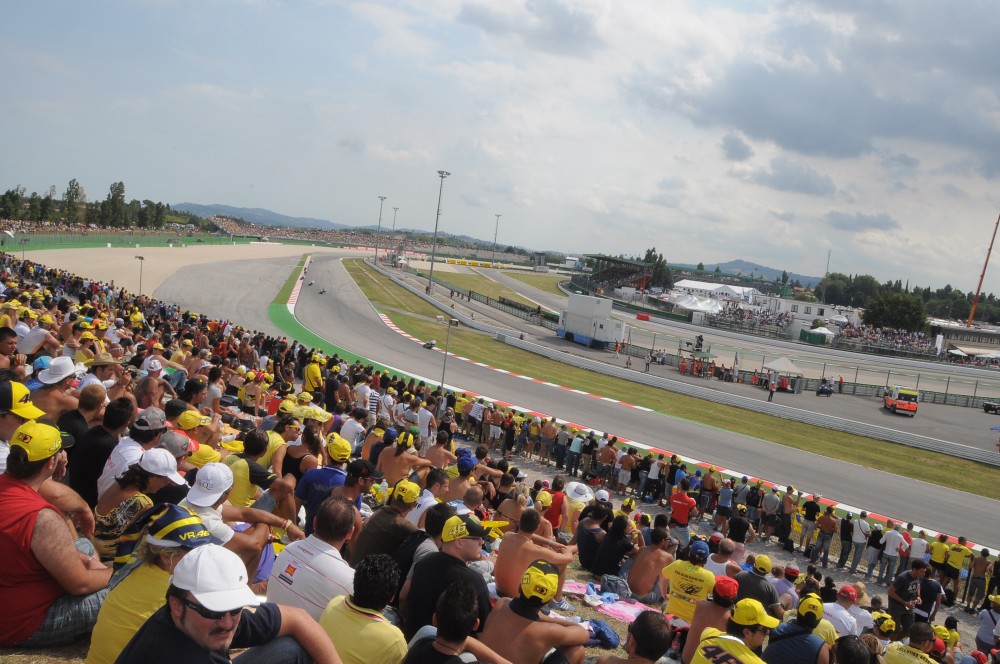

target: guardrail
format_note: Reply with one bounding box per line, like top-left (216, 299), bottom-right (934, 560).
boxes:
top-left (371, 261), bottom-right (1000, 468)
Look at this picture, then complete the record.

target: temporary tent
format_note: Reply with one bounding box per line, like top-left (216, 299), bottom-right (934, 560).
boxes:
top-left (763, 356), bottom-right (803, 375)
top-left (811, 327), bottom-right (836, 337)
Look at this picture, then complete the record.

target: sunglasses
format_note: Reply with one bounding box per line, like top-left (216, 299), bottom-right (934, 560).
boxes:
top-left (178, 596), bottom-right (243, 620)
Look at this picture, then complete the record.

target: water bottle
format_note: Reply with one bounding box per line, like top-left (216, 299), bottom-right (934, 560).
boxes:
top-left (377, 479), bottom-right (389, 504)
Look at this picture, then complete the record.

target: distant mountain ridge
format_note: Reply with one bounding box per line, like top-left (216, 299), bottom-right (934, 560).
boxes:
top-left (172, 203), bottom-right (349, 231)
top-left (673, 260), bottom-right (822, 287)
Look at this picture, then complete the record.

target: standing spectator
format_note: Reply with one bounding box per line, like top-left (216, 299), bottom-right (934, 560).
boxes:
top-left (798, 494), bottom-right (822, 552)
top-left (887, 560), bottom-right (928, 640)
top-left (878, 522), bottom-right (906, 585)
top-left (811, 506), bottom-right (838, 568)
top-left (849, 512), bottom-right (871, 575)
top-left (668, 477), bottom-right (697, 548)
top-left (836, 512), bottom-right (855, 570)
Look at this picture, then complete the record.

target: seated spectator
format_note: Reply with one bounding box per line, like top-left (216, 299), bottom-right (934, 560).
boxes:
top-left (494, 508), bottom-right (576, 612)
top-left (625, 527), bottom-right (677, 604)
top-left (116, 544), bottom-right (339, 664)
top-left (661, 540), bottom-right (716, 624)
top-left (763, 595), bottom-right (830, 664)
top-left (404, 580), bottom-right (510, 664)
top-left (575, 503), bottom-right (610, 571)
top-left (222, 428), bottom-right (296, 522)
top-left (267, 496), bottom-right (355, 620)
top-left (736, 554), bottom-right (784, 619)
top-left (0, 421), bottom-right (112, 647)
top-left (319, 554), bottom-right (407, 664)
top-left (597, 610), bottom-right (673, 664)
top-left (480, 560), bottom-right (590, 664)
top-left (294, 431), bottom-right (353, 535)
top-left (682, 577), bottom-right (739, 664)
top-left (85, 504), bottom-right (214, 664)
top-left (591, 514), bottom-right (641, 577)
top-left (688, 598), bottom-right (779, 664)
top-left (349, 479), bottom-right (420, 566)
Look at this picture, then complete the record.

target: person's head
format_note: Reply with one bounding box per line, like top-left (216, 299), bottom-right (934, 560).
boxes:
top-left (433, 580), bottom-right (480, 642)
top-left (441, 514), bottom-right (490, 561)
top-left (626, 610), bottom-right (672, 661)
top-left (241, 429), bottom-right (269, 459)
top-left (136, 503), bottom-right (213, 572)
top-left (551, 475), bottom-right (565, 492)
top-left (463, 485), bottom-right (484, 510)
top-left (351, 554), bottom-right (400, 611)
top-left (186, 463), bottom-right (234, 508)
top-left (314, 497), bottom-right (355, 544)
top-left (837, 584), bottom-right (857, 607)
top-left (872, 613), bottom-right (895, 637)
top-left (390, 479), bottom-right (420, 512)
top-left (165, 545), bottom-right (259, 653)
top-left (78, 383), bottom-right (107, 416)
top-left (910, 558), bottom-right (928, 578)
top-left (518, 507), bottom-right (541, 534)
top-left (534, 490), bottom-right (553, 511)
top-left (907, 622), bottom-right (935, 653)
top-left (689, 540), bottom-right (710, 566)
top-left (5, 420), bottom-right (65, 481)
top-left (117, 447), bottom-right (185, 493)
top-left (728, 598), bottom-right (779, 649)
top-left (609, 514), bottom-right (630, 538)
top-left (325, 432), bottom-right (351, 465)
top-left (796, 594), bottom-right (824, 630)
top-left (711, 576), bottom-right (739, 609)
top-left (0, 326), bottom-right (17, 355)
top-left (0, 380), bottom-right (45, 441)
top-left (718, 538), bottom-right (735, 557)
top-left (130, 407), bottom-right (167, 444)
top-left (424, 502), bottom-right (457, 542)
top-left (679, 477), bottom-right (690, 492)
top-left (833, 634), bottom-right (871, 664)
top-left (424, 467), bottom-right (449, 497)
top-left (752, 554), bottom-right (771, 577)
top-left (518, 559), bottom-right (560, 608)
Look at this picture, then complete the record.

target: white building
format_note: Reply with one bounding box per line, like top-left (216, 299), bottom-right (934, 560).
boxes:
top-left (672, 279), bottom-right (761, 302)
top-left (753, 294), bottom-right (862, 327)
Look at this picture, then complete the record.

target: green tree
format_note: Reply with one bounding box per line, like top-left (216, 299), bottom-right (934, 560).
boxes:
top-left (641, 248), bottom-right (673, 288)
top-left (63, 179), bottom-right (84, 225)
top-left (696, 262), bottom-right (705, 271)
top-left (781, 270), bottom-right (789, 285)
top-left (862, 292), bottom-right (926, 331)
top-left (27, 192), bottom-right (41, 221)
top-left (104, 181), bottom-right (126, 228)
top-left (714, 265), bottom-right (722, 274)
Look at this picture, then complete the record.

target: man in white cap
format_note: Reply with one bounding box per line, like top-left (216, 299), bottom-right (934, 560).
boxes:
top-left (116, 544), bottom-right (340, 663)
top-left (180, 463), bottom-right (302, 579)
top-left (96, 406), bottom-right (167, 499)
top-left (32, 355), bottom-right (80, 422)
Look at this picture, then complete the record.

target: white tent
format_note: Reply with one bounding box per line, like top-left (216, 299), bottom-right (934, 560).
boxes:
top-left (763, 356), bottom-right (803, 375)
top-left (811, 326), bottom-right (837, 337)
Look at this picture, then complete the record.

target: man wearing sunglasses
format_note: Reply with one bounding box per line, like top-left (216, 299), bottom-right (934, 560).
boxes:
top-left (117, 544), bottom-right (340, 664)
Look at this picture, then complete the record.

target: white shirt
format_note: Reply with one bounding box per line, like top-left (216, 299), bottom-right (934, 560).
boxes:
top-left (417, 407), bottom-right (434, 439)
top-left (340, 418), bottom-right (366, 448)
top-left (848, 604), bottom-right (874, 635)
top-left (977, 609), bottom-right (1000, 646)
top-left (97, 437), bottom-right (143, 498)
top-left (379, 394), bottom-right (395, 420)
top-left (0, 441), bottom-right (9, 473)
top-left (354, 384), bottom-right (371, 410)
top-left (266, 535), bottom-right (354, 621)
top-left (908, 537), bottom-right (929, 562)
top-left (823, 602), bottom-right (858, 636)
top-left (407, 489), bottom-right (438, 527)
top-left (880, 529), bottom-right (905, 555)
top-left (179, 499), bottom-right (235, 545)
top-left (13, 321), bottom-right (31, 339)
top-left (17, 326), bottom-right (49, 355)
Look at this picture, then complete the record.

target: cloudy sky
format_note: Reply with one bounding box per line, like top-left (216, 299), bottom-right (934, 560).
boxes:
top-left (5, 1), bottom-right (1000, 290)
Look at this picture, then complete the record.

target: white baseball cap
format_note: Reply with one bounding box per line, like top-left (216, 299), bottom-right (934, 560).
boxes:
top-left (139, 448), bottom-right (185, 485)
top-left (170, 544), bottom-right (259, 611)
top-left (186, 462), bottom-right (234, 507)
top-left (595, 489), bottom-right (611, 502)
top-left (147, 359), bottom-right (164, 372)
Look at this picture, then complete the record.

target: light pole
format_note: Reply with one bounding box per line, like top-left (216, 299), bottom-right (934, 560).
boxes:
top-left (440, 318), bottom-right (459, 389)
top-left (390, 207), bottom-right (399, 261)
top-left (427, 170), bottom-right (450, 294)
top-left (373, 195), bottom-right (387, 262)
top-left (19, 238), bottom-right (28, 262)
top-left (135, 255), bottom-right (145, 294)
top-left (491, 213), bottom-right (501, 268)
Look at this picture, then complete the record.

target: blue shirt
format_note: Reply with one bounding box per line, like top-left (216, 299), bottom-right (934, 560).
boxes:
top-left (295, 466), bottom-right (347, 535)
top-left (569, 436), bottom-right (583, 454)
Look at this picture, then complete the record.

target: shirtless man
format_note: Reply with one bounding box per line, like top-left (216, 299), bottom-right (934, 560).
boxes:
top-left (425, 429), bottom-right (457, 469)
top-left (539, 418), bottom-right (558, 462)
top-left (0, 326), bottom-right (27, 379)
top-left (32, 356), bottom-right (80, 422)
top-left (696, 466), bottom-right (718, 520)
top-left (376, 430), bottom-right (432, 487)
top-left (680, 576), bottom-right (739, 664)
top-left (480, 560), bottom-right (590, 664)
top-left (778, 486), bottom-right (802, 546)
top-left (626, 527), bottom-right (677, 604)
top-left (494, 510), bottom-right (576, 611)
top-left (442, 456), bottom-right (477, 504)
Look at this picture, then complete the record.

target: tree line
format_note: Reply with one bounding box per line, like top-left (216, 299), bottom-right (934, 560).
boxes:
top-left (0, 179), bottom-right (173, 230)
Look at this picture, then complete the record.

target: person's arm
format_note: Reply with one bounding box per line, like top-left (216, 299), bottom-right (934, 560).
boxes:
top-left (462, 637), bottom-right (513, 664)
top-left (39, 479), bottom-right (96, 538)
top-left (929, 592), bottom-right (942, 622)
top-left (817, 644), bottom-right (831, 664)
top-left (275, 604), bottom-right (342, 664)
top-left (31, 508), bottom-right (111, 594)
top-left (221, 504), bottom-right (304, 541)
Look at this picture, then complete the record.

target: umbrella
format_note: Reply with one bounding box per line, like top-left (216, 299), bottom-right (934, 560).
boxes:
top-left (763, 356), bottom-right (803, 375)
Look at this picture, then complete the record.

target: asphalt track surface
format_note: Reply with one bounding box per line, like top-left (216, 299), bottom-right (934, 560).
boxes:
top-left (157, 253), bottom-right (998, 547)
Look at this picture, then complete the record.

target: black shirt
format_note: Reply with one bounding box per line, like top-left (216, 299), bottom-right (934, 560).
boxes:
top-left (591, 533), bottom-right (633, 577)
top-left (57, 409), bottom-right (90, 464)
top-left (115, 602), bottom-right (281, 664)
top-left (727, 517), bottom-right (751, 543)
top-left (68, 425), bottom-right (119, 507)
top-left (802, 501), bottom-right (821, 522)
top-left (839, 519), bottom-right (855, 541)
top-left (405, 552), bottom-right (491, 641)
top-left (403, 637), bottom-right (471, 664)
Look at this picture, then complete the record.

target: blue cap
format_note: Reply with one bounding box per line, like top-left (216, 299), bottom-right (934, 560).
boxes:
top-left (695, 469), bottom-right (702, 476)
top-left (383, 427), bottom-right (397, 445)
top-left (457, 456), bottom-right (476, 473)
top-left (690, 541), bottom-right (710, 558)
top-left (32, 356), bottom-right (52, 372)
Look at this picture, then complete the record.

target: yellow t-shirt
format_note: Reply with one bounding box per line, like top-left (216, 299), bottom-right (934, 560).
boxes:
top-left (884, 642), bottom-right (935, 664)
top-left (169, 350), bottom-right (190, 365)
top-left (85, 563), bottom-right (169, 664)
top-left (257, 431), bottom-right (286, 471)
top-left (319, 596), bottom-right (407, 664)
top-left (929, 541), bottom-right (950, 564)
top-left (223, 453), bottom-right (277, 508)
top-left (303, 362), bottom-right (323, 392)
top-left (662, 560), bottom-right (715, 623)
top-left (688, 627), bottom-right (767, 664)
top-left (188, 442), bottom-right (221, 468)
top-left (945, 544), bottom-right (972, 570)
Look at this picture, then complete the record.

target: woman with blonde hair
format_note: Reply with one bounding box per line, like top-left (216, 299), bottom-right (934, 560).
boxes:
top-left (85, 504), bottom-right (213, 664)
top-left (495, 482), bottom-right (531, 534)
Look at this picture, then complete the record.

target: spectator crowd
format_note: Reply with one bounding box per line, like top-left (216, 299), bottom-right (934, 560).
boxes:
top-left (0, 248), bottom-right (995, 664)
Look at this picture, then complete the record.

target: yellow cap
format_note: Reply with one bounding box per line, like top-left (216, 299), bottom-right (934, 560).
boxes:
top-left (520, 560), bottom-right (560, 604)
top-left (176, 410), bottom-right (211, 431)
top-left (10, 421), bottom-right (63, 462)
top-left (38, 314), bottom-right (54, 324)
top-left (326, 433), bottom-right (352, 462)
top-left (392, 479), bottom-right (421, 504)
top-left (277, 399), bottom-right (296, 414)
top-left (731, 598), bottom-right (779, 629)
top-left (933, 625), bottom-right (950, 641)
top-left (297, 392), bottom-right (313, 403)
top-left (80, 332), bottom-right (97, 341)
top-left (535, 490), bottom-right (553, 507)
top-left (798, 595), bottom-right (823, 621)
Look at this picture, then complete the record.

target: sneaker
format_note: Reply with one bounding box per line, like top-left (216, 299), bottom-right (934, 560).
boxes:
top-left (550, 598), bottom-right (575, 612)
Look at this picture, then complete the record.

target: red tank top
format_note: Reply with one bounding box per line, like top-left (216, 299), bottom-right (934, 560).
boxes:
top-left (0, 474), bottom-right (65, 646)
top-left (545, 491), bottom-right (565, 529)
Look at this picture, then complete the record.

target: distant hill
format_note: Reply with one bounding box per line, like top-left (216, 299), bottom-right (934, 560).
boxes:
top-left (673, 259), bottom-right (822, 287)
top-left (172, 203), bottom-right (349, 231)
